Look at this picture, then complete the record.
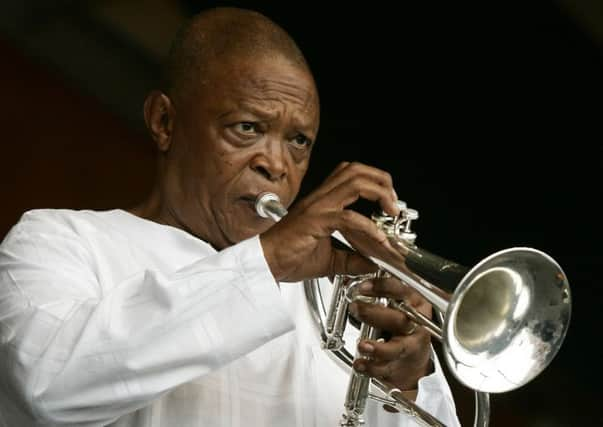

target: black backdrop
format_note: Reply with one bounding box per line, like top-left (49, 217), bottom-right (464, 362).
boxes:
top-left (180, 1), bottom-right (602, 425)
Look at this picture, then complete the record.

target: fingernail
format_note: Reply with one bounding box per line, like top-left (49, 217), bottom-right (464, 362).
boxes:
top-left (360, 342), bottom-right (374, 354)
top-left (355, 362), bottom-right (366, 372)
top-left (376, 228), bottom-right (387, 243)
top-left (392, 193), bottom-right (401, 216)
top-left (360, 282), bottom-right (373, 294)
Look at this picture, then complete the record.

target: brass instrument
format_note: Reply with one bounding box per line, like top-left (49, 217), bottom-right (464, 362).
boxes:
top-left (255, 192), bottom-right (571, 427)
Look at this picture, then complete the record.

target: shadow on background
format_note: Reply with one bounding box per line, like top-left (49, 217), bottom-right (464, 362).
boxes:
top-left (1, 1), bottom-right (601, 425)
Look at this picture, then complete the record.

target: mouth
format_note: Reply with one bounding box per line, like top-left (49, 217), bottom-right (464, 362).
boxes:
top-left (240, 194), bottom-right (257, 202)
top-left (239, 194), bottom-right (264, 218)
top-left (240, 193), bottom-right (284, 221)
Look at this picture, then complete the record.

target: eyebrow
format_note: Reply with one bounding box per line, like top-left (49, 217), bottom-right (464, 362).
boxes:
top-left (242, 104), bottom-right (280, 120)
top-left (218, 104), bottom-right (276, 121)
top-left (222, 103), bottom-right (316, 135)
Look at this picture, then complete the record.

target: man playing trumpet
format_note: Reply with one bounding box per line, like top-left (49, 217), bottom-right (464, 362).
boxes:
top-left (0, 7), bottom-right (460, 426)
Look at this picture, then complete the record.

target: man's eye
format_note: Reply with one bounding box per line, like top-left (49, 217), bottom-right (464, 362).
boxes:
top-left (235, 122), bottom-right (257, 133)
top-left (291, 134), bottom-right (312, 148)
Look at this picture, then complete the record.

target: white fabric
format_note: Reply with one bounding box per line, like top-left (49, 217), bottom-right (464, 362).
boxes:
top-left (0, 208), bottom-right (460, 427)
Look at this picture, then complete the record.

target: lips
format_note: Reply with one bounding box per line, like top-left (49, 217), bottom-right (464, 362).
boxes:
top-left (240, 192), bottom-right (283, 204)
top-left (239, 192), bottom-right (284, 219)
top-left (238, 195), bottom-right (263, 218)
top-left (240, 195), bottom-right (257, 202)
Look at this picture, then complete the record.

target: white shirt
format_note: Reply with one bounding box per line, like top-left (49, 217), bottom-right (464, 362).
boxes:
top-left (0, 209), bottom-right (460, 427)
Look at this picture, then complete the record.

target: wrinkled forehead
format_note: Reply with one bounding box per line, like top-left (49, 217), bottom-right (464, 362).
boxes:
top-left (238, 71), bottom-right (317, 112)
top-left (212, 56), bottom-right (319, 104)
top-left (202, 54), bottom-right (319, 124)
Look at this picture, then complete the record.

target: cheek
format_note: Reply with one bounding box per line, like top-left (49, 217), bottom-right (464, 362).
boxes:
top-left (205, 149), bottom-right (253, 195)
top-left (213, 149), bottom-right (236, 178)
top-left (292, 158), bottom-right (310, 182)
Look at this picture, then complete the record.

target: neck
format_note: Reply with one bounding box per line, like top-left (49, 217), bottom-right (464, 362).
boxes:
top-left (128, 186), bottom-right (224, 250)
top-left (127, 186), bottom-right (164, 224)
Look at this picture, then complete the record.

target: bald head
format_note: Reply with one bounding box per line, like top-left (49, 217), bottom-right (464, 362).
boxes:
top-left (164, 7), bottom-right (311, 103)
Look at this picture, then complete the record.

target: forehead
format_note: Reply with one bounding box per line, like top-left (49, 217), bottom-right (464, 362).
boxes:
top-left (200, 55), bottom-right (320, 123)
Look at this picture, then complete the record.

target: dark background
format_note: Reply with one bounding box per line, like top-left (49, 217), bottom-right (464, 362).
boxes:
top-left (1, 1), bottom-right (601, 425)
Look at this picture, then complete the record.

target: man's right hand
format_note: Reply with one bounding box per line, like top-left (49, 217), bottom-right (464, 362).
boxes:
top-left (260, 161), bottom-right (401, 283)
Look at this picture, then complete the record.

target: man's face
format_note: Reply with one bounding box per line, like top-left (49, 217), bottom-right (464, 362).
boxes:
top-left (162, 55), bottom-right (319, 249)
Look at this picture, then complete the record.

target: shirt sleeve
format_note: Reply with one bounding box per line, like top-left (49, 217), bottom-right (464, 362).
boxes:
top-left (0, 211), bottom-right (294, 426)
top-left (413, 347), bottom-right (461, 426)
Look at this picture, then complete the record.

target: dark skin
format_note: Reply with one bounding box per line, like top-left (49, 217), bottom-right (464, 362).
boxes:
top-left (133, 52), bottom-right (432, 396)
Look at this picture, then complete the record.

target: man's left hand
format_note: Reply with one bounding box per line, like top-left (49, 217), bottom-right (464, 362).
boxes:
top-left (349, 275), bottom-right (433, 394)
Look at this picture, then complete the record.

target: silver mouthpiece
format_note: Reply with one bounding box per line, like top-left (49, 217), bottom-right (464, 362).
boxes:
top-left (255, 192), bottom-right (288, 222)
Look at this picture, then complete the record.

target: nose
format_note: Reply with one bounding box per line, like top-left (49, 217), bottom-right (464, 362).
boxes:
top-left (250, 139), bottom-right (288, 182)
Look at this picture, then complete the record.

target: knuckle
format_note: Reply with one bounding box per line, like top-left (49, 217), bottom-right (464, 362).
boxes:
top-left (348, 176), bottom-right (364, 190)
top-left (340, 209), bottom-right (355, 222)
top-left (395, 313), bottom-right (409, 332)
top-left (378, 345), bottom-right (396, 361)
top-left (382, 278), bottom-right (403, 298)
top-left (398, 345), bottom-right (408, 359)
top-left (408, 290), bottom-right (424, 305)
top-left (374, 277), bottom-right (389, 291)
top-left (382, 171), bottom-right (393, 186)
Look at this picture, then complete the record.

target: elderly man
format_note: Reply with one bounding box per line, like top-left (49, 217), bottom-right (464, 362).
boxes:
top-left (0, 7), bottom-right (460, 427)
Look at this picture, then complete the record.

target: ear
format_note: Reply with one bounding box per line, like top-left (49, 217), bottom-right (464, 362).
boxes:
top-left (143, 91), bottom-right (174, 152)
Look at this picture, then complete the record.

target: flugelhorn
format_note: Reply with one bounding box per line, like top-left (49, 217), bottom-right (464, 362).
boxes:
top-left (255, 192), bottom-right (571, 427)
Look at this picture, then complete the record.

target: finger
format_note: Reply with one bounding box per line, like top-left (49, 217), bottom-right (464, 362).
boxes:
top-left (306, 162), bottom-right (398, 214)
top-left (354, 354), bottom-right (433, 391)
top-left (358, 277), bottom-right (434, 321)
top-left (324, 161), bottom-right (350, 179)
top-left (329, 249), bottom-right (377, 276)
top-left (297, 162), bottom-right (352, 205)
top-left (321, 175), bottom-right (399, 217)
top-left (359, 277), bottom-right (425, 307)
top-left (334, 209), bottom-right (389, 245)
top-left (358, 335), bottom-right (422, 361)
top-left (332, 162), bottom-right (395, 194)
top-left (353, 358), bottom-right (394, 380)
top-left (349, 302), bottom-right (414, 335)
top-left (327, 211), bottom-right (404, 276)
